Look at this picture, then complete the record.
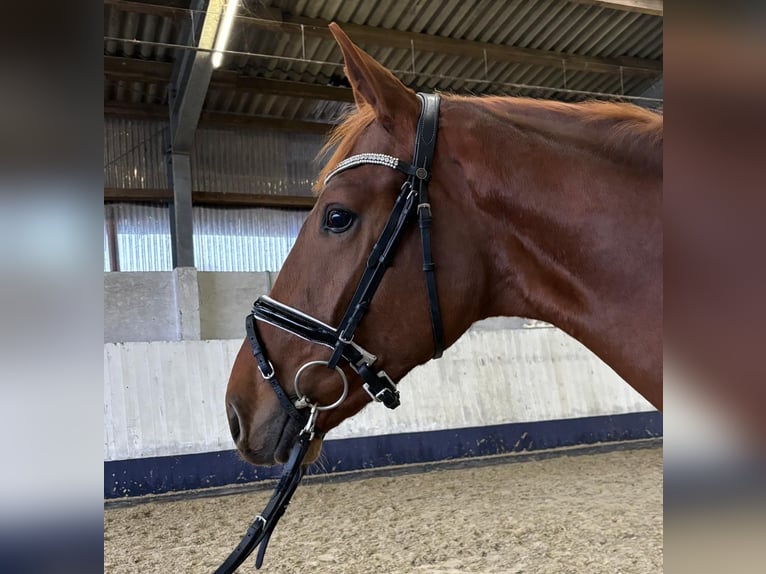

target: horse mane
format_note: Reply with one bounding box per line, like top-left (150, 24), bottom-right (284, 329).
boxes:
top-left (466, 96), bottom-right (663, 174)
top-left (315, 96), bottom-right (662, 193)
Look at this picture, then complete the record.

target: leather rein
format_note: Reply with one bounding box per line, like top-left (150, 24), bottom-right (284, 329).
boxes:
top-left (214, 93), bottom-right (444, 573)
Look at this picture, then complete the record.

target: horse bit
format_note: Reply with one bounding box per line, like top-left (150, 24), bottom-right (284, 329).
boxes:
top-left (214, 93), bottom-right (444, 573)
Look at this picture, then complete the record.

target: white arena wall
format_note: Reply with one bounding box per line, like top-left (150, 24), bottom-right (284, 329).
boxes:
top-left (103, 271), bottom-right (661, 497)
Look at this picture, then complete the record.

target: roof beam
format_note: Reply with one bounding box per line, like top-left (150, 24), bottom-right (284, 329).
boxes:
top-left (214, 74), bottom-right (354, 102)
top-left (169, 0), bottom-right (222, 151)
top-left (104, 56), bottom-right (354, 102)
top-left (103, 56), bottom-right (170, 83)
top-left (104, 1), bottom-right (661, 77)
top-left (567, 1), bottom-right (663, 17)
top-left (278, 14), bottom-right (661, 76)
top-left (104, 102), bottom-right (336, 134)
top-left (104, 188), bottom-right (316, 209)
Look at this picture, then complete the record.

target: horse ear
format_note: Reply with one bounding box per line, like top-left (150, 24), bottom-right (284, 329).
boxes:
top-left (329, 22), bottom-right (419, 132)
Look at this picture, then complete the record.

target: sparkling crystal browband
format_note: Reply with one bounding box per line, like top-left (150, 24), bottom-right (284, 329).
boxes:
top-left (323, 153), bottom-right (401, 186)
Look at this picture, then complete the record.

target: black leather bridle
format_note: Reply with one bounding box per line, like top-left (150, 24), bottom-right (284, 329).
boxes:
top-left (214, 93), bottom-right (444, 573)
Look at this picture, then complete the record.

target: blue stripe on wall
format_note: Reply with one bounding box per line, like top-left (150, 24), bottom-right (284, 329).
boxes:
top-left (104, 411), bottom-right (661, 498)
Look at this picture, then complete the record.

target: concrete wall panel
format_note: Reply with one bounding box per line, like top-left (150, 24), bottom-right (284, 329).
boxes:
top-left (104, 326), bottom-right (654, 462)
top-left (197, 272), bottom-right (271, 340)
top-left (104, 272), bottom-right (176, 342)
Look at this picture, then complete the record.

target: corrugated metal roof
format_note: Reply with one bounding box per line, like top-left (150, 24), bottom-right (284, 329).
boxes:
top-left (104, 116), bottom-right (324, 192)
top-left (103, 0), bottom-right (662, 123)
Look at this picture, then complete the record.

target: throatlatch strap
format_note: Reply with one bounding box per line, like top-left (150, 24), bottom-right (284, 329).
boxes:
top-left (418, 201), bottom-right (444, 358)
top-left (413, 93), bottom-right (446, 359)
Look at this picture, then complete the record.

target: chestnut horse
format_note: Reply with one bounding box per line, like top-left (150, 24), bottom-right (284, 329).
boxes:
top-left (226, 24), bottom-right (662, 466)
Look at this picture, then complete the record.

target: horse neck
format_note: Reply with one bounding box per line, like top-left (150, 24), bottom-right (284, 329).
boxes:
top-left (440, 97), bottom-right (663, 407)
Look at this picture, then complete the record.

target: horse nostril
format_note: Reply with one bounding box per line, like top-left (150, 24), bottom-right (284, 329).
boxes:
top-left (227, 401), bottom-right (241, 444)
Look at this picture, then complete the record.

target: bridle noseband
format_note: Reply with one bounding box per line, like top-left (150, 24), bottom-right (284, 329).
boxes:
top-left (214, 93), bottom-right (444, 573)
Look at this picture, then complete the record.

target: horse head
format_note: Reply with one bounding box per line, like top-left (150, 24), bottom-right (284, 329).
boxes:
top-left (225, 24), bottom-right (490, 465)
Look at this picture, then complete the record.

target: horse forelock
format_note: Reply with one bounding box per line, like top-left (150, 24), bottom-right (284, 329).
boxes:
top-left (314, 104), bottom-right (377, 194)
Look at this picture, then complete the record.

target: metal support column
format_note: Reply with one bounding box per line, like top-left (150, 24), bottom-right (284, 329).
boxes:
top-left (167, 0), bottom-right (228, 268)
top-left (169, 152), bottom-right (195, 267)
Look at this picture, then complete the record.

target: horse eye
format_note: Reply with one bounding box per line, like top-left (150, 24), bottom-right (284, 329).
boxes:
top-left (325, 208), bottom-right (355, 233)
